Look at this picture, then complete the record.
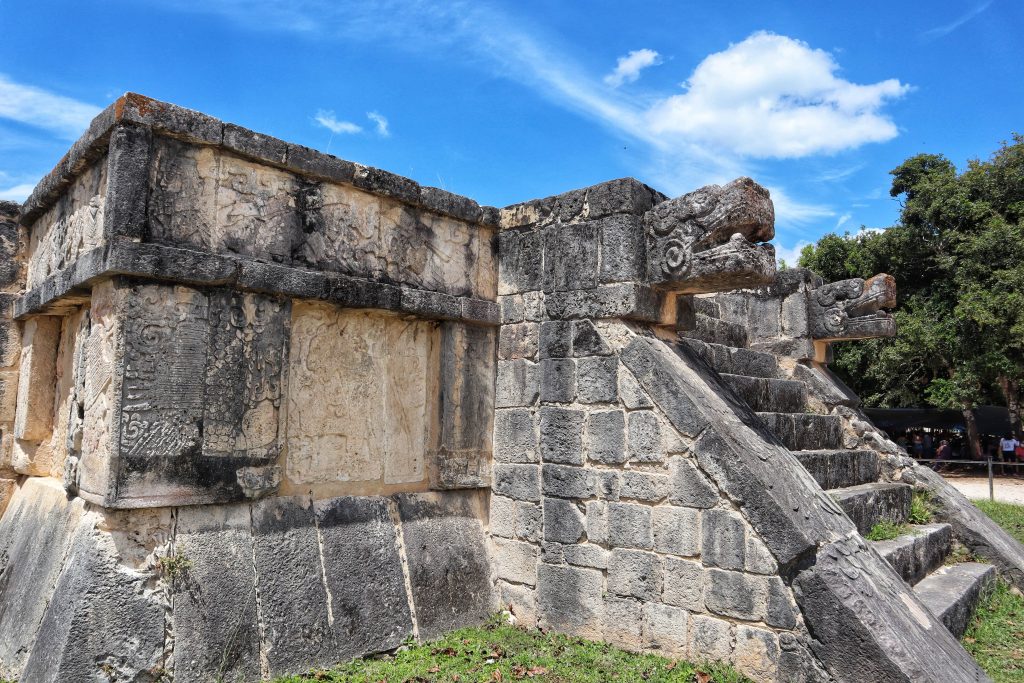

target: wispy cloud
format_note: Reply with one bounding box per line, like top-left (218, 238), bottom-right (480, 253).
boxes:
top-left (774, 239), bottom-right (812, 267)
top-left (367, 111), bottom-right (390, 137)
top-left (0, 74), bottom-right (100, 139)
top-left (922, 1), bottom-right (993, 41)
top-left (314, 110), bottom-right (362, 135)
top-left (151, 2), bottom-right (909, 228)
top-left (604, 49), bottom-right (662, 88)
top-left (0, 183), bottom-right (35, 202)
top-left (835, 212), bottom-right (852, 229)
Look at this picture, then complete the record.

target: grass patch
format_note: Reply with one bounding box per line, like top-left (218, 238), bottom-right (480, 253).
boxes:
top-left (865, 520), bottom-right (910, 541)
top-left (972, 499), bottom-right (1024, 544)
top-left (908, 490), bottom-right (934, 525)
top-left (962, 581), bottom-right (1024, 682)
top-left (271, 617), bottom-right (751, 683)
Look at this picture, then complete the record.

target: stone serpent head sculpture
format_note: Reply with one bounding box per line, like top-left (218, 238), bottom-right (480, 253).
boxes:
top-left (809, 274), bottom-right (897, 342)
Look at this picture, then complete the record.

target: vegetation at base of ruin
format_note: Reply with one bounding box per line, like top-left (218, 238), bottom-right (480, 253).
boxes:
top-left (157, 552), bottom-right (193, 583)
top-left (962, 580), bottom-right (1024, 682)
top-left (908, 490), bottom-right (935, 525)
top-left (944, 541), bottom-right (975, 566)
top-left (270, 617), bottom-right (752, 683)
top-left (972, 499), bottom-right (1024, 544)
top-left (961, 500), bottom-right (1024, 681)
top-left (799, 134), bottom-right (1024, 451)
top-left (865, 520), bottom-right (910, 541)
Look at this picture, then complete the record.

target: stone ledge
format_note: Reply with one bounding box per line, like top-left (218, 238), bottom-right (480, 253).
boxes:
top-left (21, 93), bottom-right (499, 229)
top-left (13, 240), bottom-right (500, 326)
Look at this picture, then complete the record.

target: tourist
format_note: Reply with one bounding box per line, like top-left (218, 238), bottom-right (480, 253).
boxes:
top-left (999, 434), bottom-right (1018, 473)
top-left (935, 440), bottom-right (953, 472)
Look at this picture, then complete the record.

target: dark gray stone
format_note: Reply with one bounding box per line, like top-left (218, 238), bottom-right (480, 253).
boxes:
top-left (705, 569), bottom-right (766, 620)
top-left (541, 358), bottom-right (576, 403)
top-left (539, 321), bottom-right (573, 359)
top-left (607, 549), bottom-right (660, 601)
top-left (571, 320), bottom-right (611, 356)
top-left (542, 464), bottom-right (597, 500)
top-left (104, 123), bottom-right (153, 241)
top-left (913, 562), bottom-right (995, 638)
top-left (597, 214), bottom-right (645, 284)
top-left (756, 412), bottom-right (844, 451)
top-left (544, 283), bottom-right (666, 323)
top-left (172, 505), bottom-right (261, 683)
top-left (543, 222), bottom-right (598, 292)
top-left (539, 407), bottom-right (585, 465)
top-left (493, 464), bottom-right (541, 502)
top-left (830, 482), bottom-right (912, 535)
top-left (627, 410), bottom-right (663, 463)
top-left (794, 449), bottom-right (880, 490)
top-left (498, 228), bottom-right (543, 294)
top-left (494, 408), bottom-right (538, 464)
top-left (585, 410), bottom-right (626, 465)
top-left (251, 497), bottom-right (335, 675)
top-left (668, 457), bottom-right (719, 508)
top-left (720, 374), bottom-right (806, 413)
top-left (396, 491), bottom-right (495, 639)
top-left (702, 508), bottom-right (746, 570)
top-left (619, 471), bottom-right (668, 503)
top-left (537, 564), bottom-right (603, 638)
top-left (766, 577), bottom-right (798, 629)
top-left (351, 163), bottom-right (420, 204)
top-left (20, 517), bottom-right (166, 683)
top-left (543, 498), bottom-right (585, 543)
top-left (606, 502), bottom-right (653, 550)
top-left (652, 506), bottom-right (699, 557)
top-left (576, 356), bottom-right (618, 404)
top-left (871, 523), bottom-right (952, 586)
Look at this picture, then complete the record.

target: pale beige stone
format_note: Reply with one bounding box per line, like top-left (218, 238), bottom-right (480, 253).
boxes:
top-left (0, 367), bottom-right (17, 423)
top-left (78, 281), bottom-right (121, 500)
top-left (14, 316), bottom-right (62, 442)
top-left (284, 303), bottom-right (439, 495)
top-left (0, 478), bottom-right (15, 518)
top-left (26, 159), bottom-right (107, 288)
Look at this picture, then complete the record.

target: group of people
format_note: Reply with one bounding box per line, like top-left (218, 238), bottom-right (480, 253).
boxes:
top-left (895, 430), bottom-right (1024, 474)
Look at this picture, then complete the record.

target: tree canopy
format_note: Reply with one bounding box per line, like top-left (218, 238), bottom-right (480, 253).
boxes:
top-left (799, 134), bottom-right (1024, 448)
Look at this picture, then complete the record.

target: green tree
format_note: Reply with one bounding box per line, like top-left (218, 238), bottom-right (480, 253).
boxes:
top-left (800, 135), bottom-right (1024, 454)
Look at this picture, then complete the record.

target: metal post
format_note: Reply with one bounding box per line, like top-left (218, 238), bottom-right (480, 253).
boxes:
top-left (988, 456), bottom-right (995, 502)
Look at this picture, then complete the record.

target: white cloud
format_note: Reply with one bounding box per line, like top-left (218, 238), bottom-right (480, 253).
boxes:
top-left (835, 213), bottom-right (852, 229)
top-left (774, 239), bottom-right (812, 267)
top-left (0, 183), bottom-right (35, 202)
top-left (367, 111), bottom-right (390, 137)
top-left (0, 75), bottom-right (100, 139)
top-left (766, 185), bottom-right (835, 226)
top-left (645, 33), bottom-right (910, 158)
top-left (922, 1), bottom-right (993, 41)
top-left (314, 110), bottom-right (363, 135)
top-left (604, 49), bottom-right (662, 88)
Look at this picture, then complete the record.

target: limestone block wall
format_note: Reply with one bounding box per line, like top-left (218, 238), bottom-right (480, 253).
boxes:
top-left (0, 201), bottom-right (23, 515)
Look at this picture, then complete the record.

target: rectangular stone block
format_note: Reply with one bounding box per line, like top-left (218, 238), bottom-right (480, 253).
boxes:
top-left (542, 464), bottom-right (597, 499)
top-left (540, 358), bottom-right (575, 403)
top-left (537, 564), bottom-right (603, 640)
top-left (514, 500), bottom-right (543, 542)
top-left (539, 320), bottom-right (572, 359)
top-left (489, 494), bottom-right (516, 538)
top-left (652, 506), bottom-right (700, 557)
top-left (0, 320), bottom-right (20, 368)
top-left (543, 497), bottom-right (585, 544)
top-left (668, 456), bottom-right (720, 508)
top-left (543, 222), bottom-right (598, 292)
top-left (704, 568), bottom-right (767, 621)
top-left (576, 356), bottom-right (618, 404)
top-left (620, 471), bottom-right (669, 503)
top-left (585, 410), bottom-right (626, 465)
top-left (498, 322), bottom-right (539, 361)
top-left (0, 368), bottom-right (17, 424)
top-left (702, 508), bottom-right (747, 570)
top-left (598, 215), bottom-right (645, 284)
top-left (495, 359), bottom-right (539, 408)
top-left (607, 502), bottom-right (653, 549)
top-left (494, 408), bottom-right (538, 464)
top-left (14, 316), bottom-right (61, 441)
top-left (662, 556), bottom-right (704, 611)
top-left (493, 464), bottom-right (541, 502)
top-left (493, 537), bottom-right (539, 586)
top-left (498, 228), bottom-right (542, 295)
top-left (643, 602), bottom-right (688, 656)
top-left (688, 614), bottom-right (734, 663)
top-left (315, 496), bottom-right (414, 657)
top-left (562, 543), bottom-right (609, 569)
top-left (174, 505), bottom-right (261, 683)
top-left (608, 549), bottom-right (660, 600)
top-left (434, 322), bottom-right (496, 489)
top-left (627, 410), bottom-right (664, 463)
top-left (539, 407), bottom-right (584, 465)
top-left (396, 491), bottom-right (495, 639)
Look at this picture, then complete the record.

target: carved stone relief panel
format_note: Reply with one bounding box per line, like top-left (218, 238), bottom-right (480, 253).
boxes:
top-left (26, 158), bottom-right (108, 288)
top-left (285, 302), bottom-right (439, 495)
top-left (77, 280), bottom-right (121, 499)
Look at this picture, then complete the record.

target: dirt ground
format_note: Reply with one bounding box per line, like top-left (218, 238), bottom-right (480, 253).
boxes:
top-left (942, 472), bottom-right (1024, 505)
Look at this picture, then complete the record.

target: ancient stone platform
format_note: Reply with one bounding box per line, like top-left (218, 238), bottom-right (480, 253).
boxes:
top-left (0, 94), bottom-right (1020, 682)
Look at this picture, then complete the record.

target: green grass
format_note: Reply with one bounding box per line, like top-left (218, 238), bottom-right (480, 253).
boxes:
top-left (865, 520), bottom-right (910, 541)
top-left (271, 617), bottom-right (751, 683)
top-left (908, 490), bottom-right (935, 525)
top-left (972, 499), bottom-right (1024, 544)
top-left (962, 581), bottom-right (1024, 682)
top-left (962, 499), bottom-right (1024, 681)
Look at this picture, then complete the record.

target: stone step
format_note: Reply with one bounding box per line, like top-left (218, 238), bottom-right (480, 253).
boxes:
top-left (678, 313), bottom-right (749, 348)
top-left (829, 482), bottom-right (912, 535)
top-left (676, 338), bottom-right (780, 379)
top-left (720, 374), bottom-right (806, 413)
top-left (756, 412), bottom-right (844, 451)
top-left (914, 562), bottom-right (996, 638)
top-left (794, 449), bottom-right (880, 490)
top-left (871, 523), bottom-right (953, 586)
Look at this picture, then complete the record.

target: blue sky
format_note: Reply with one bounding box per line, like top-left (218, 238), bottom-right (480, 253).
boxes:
top-left (0, 1), bottom-right (1021, 263)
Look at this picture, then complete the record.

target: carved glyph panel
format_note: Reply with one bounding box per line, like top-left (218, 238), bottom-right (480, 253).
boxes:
top-left (285, 303), bottom-right (438, 490)
top-left (78, 280), bottom-right (121, 498)
top-left (27, 158), bottom-right (107, 288)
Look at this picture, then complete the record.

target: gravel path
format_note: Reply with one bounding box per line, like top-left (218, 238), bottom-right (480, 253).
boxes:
top-left (943, 474), bottom-right (1024, 504)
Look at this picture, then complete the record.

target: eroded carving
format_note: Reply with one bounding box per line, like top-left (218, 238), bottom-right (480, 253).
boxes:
top-left (809, 274), bottom-right (896, 342)
top-left (645, 177), bottom-right (776, 294)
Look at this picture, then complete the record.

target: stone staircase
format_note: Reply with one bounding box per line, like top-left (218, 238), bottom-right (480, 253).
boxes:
top-left (678, 332), bottom-right (996, 639)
